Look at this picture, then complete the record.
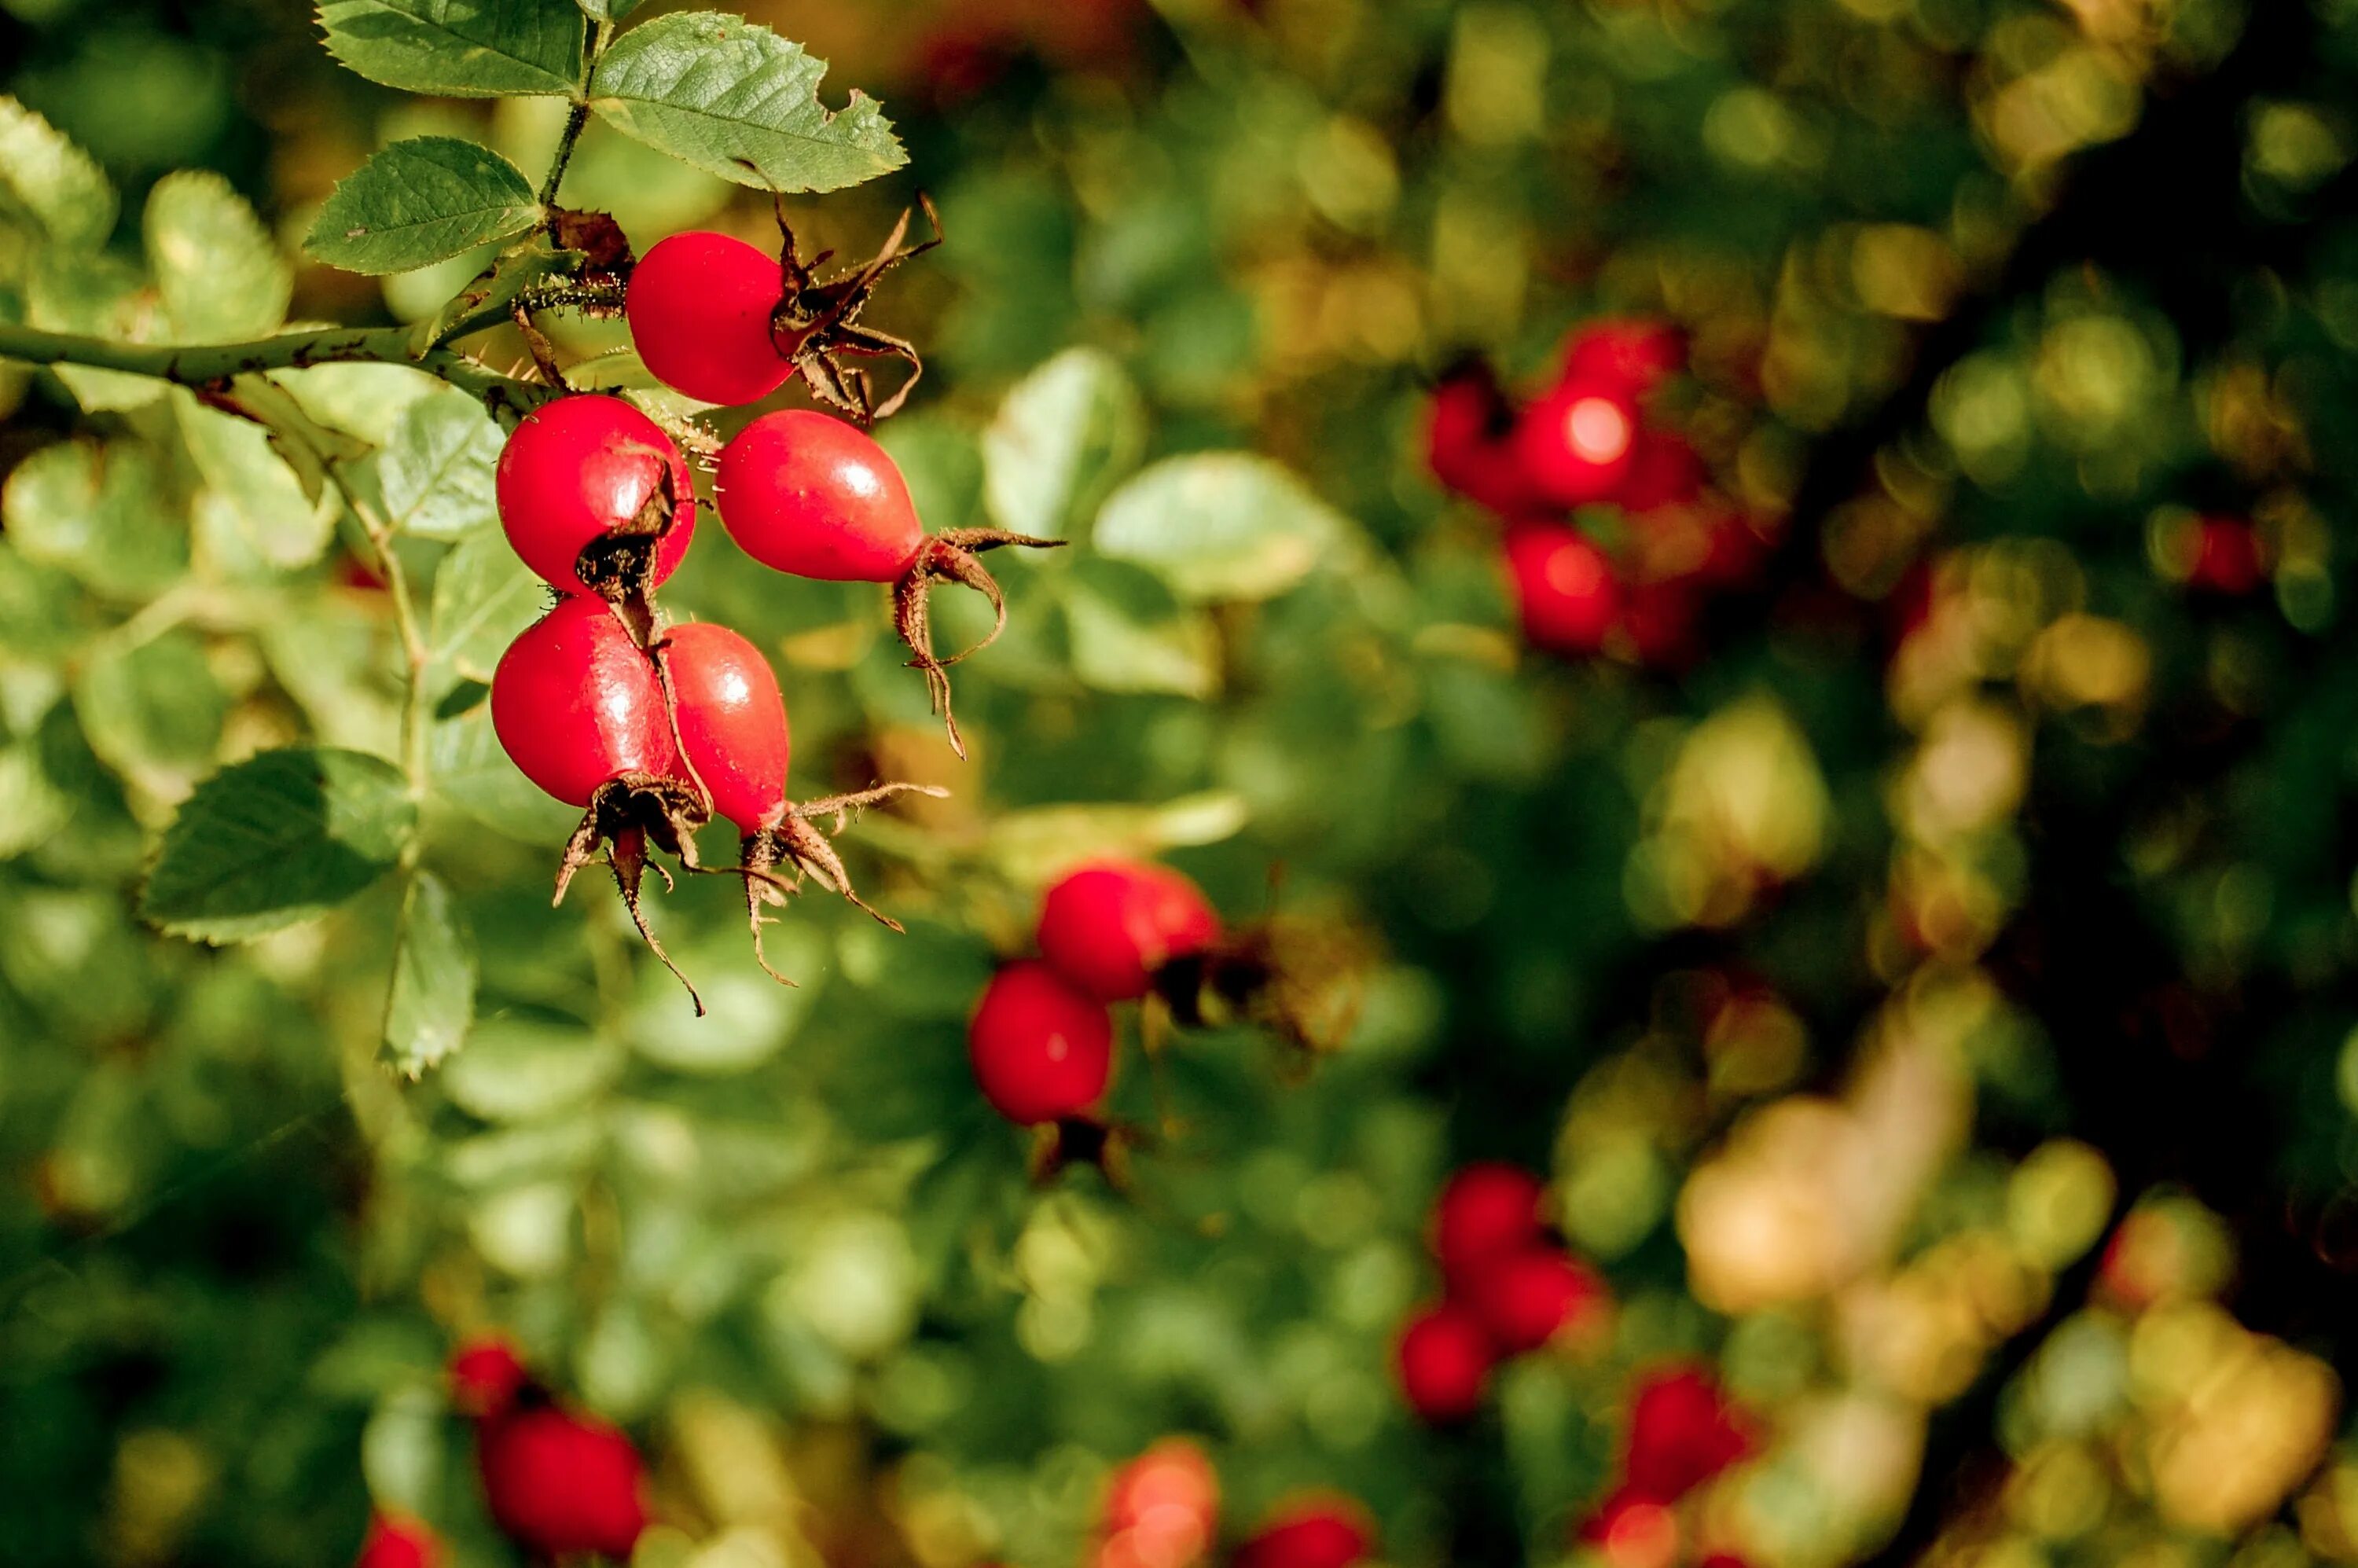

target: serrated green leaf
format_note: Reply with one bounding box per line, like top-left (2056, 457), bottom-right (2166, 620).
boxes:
top-left (72, 630), bottom-right (228, 791)
top-left (1063, 558), bottom-right (1221, 699)
top-left (1093, 454), bottom-right (1355, 602)
top-left (144, 170), bottom-right (291, 342)
top-left (383, 871), bottom-right (476, 1078)
top-left (586, 13), bottom-right (905, 193)
top-left (380, 388), bottom-right (504, 540)
top-left (573, 0), bottom-right (643, 23)
top-left (307, 138), bottom-right (542, 276)
top-left (318, 0), bottom-right (586, 97)
top-left (430, 528), bottom-right (548, 681)
top-left (273, 362), bottom-right (443, 446)
top-left (177, 394), bottom-right (337, 573)
top-left (428, 703), bottom-right (577, 843)
top-left (0, 96), bottom-right (116, 251)
top-left (1, 439), bottom-right (187, 599)
top-left (25, 253), bottom-right (163, 412)
top-left (982, 347), bottom-right (1145, 541)
top-left (141, 747), bottom-right (416, 943)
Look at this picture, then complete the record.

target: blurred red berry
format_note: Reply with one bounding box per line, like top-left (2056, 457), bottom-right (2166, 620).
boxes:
top-left (1037, 859), bottom-right (1223, 1002)
top-left (1622, 1366), bottom-right (1754, 1502)
top-left (448, 1337), bottom-right (531, 1418)
top-left (1614, 579), bottom-right (1701, 670)
top-left (2188, 516), bottom-right (2264, 594)
top-left (1463, 1247), bottom-right (1607, 1353)
top-left (1233, 1498), bottom-right (1376, 1568)
top-left (969, 960), bottom-right (1115, 1125)
top-left (1396, 1302), bottom-right (1496, 1424)
top-left (1514, 384), bottom-right (1640, 508)
top-left (1618, 430), bottom-right (1704, 514)
top-left (1431, 1162), bottom-right (1547, 1290)
top-left (1503, 523), bottom-right (1622, 657)
top-left (354, 1513), bottom-right (441, 1568)
top-left (1098, 1437), bottom-right (1220, 1568)
top-left (1560, 318), bottom-right (1685, 400)
top-left (477, 1405), bottom-right (651, 1561)
top-left (1582, 1489), bottom-right (1681, 1568)
top-left (1427, 365), bottom-right (1541, 514)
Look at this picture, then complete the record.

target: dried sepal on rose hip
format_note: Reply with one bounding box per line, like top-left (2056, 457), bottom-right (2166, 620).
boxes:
top-left (625, 197), bottom-right (942, 420)
top-left (492, 597), bottom-right (711, 1011)
top-left (656, 620), bottom-right (942, 980)
top-left (496, 393), bottom-right (697, 641)
top-left (716, 409), bottom-right (1060, 756)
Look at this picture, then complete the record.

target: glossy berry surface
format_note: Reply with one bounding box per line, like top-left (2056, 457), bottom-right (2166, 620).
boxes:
top-left (1431, 1162), bottom-right (1546, 1291)
top-left (661, 621), bottom-right (792, 833)
top-left (477, 1405), bottom-right (650, 1561)
top-left (1395, 1302), bottom-right (1495, 1424)
top-left (626, 230), bottom-right (792, 406)
top-left (1504, 523), bottom-right (1622, 657)
top-left (716, 409), bottom-right (925, 582)
top-left (492, 599), bottom-right (678, 809)
top-left (1464, 1246), bottom-right (1605, 1353)
top-left (968, 960), bottom-right (1114, 1125)
top-left (1560, 318), bottom-right (1685, 399)
top-left (1513, 382), bottom-right (1639, 508)
top-left (1037, 858), bottom-right (1223, 1001)
top-left (1232, 1501), bottom-right (1374, 1568)
top-left (1623, 1365), bottom-right (1754, 1502)
top-left (355, 1514), bottom-right (442, 1568)
top-left (497, 395), bottom-right (697, 597)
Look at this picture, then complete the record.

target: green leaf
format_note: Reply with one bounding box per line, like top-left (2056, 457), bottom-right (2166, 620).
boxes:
top-left (318, 0), bottom-right (586, 97)
top-left (1062, 558), bottom-right (1221, 699)
top-left (430, 527), bottom-right (549, 681)
top-left (72, 631), bottom-right (228, 788)
top-left (586, 13), bottom-right (906, 193)
top-left (383, 871), bottom-right (476, 1079)
top-left (144, 170), bottom-right (292, 342)
top-left (574, 0), bottom-right (643, 23)
top-left (0, 96), bottom-right (116, 251)
top-left (379, 388), bottom-right (504, 540)
top-left (429, 703), bottom-right (576, 843)
top-left (141, 747), bottom-right (417, 943)
top-left (25, 253), bottom-right (164, 412)
top-left (1, 439), bottom-right (186, 599)
top-left (177, 395), bottom-right (337, 573)
top-left (1093, 454), bottom-right (1355, 602)
top-left (306, 138), bottom-right (542, 276)
top-left (442, 1017), bottom-right (622, 1122)
top-left (274, 362), bottom-right (443, 446)
top-left (982, 347), bottom-right (1146, 541)
top-left (980, 793), bottom-right (1250, 887)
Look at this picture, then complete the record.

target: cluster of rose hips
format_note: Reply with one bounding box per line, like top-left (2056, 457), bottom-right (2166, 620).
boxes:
top-left (967, 857), bottom-right (1241, 1154)
top-left (1091, 1437), bottom-right (1376, 1568)
top-left (1579, 1366), bottom-right (1757, 1568)
top-left (1394, 1161), bottom-right (1610, 1424)
top-left (1426, 319), bottom-right (1772, 666)
top-left (486, 210), bottom-right (1056, 1007)
top-left (354, 1338), bottom-right (652, 1568)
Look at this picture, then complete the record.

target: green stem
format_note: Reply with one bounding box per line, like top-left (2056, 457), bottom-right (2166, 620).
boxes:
top-left (541, 100), bottom-right (593, 216)
top-left (0, 322), bottom-right (542, 418)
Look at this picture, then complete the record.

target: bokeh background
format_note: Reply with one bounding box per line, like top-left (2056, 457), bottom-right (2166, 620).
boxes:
top-left (7, 0), bottom-right (2358, 1565)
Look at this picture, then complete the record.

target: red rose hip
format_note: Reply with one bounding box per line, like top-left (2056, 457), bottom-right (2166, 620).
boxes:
top-left (1233, 1499), bottom-right (1375, 1568)
top-left (659, 621), bottom-right (792, 835)
top-left (492, 599), bottom-right (677, 810)
top-left (1037, 859), bottom-right (1223, 1002)
top-left (497, 394), bottom-right (696, 600)
top-left (969, 960), bottom-right (1115, 1125)
top-left (1559, 318), bottom-right (1685, 399)
top-left (1396, 1302), bottom-right (1495, 1423)
top-left (1431, 1162), bottom-right (1546, 1291)
top-left (1503, 523), bottom-right (1622, 657)
top-left (1513, 383), bottom-right (1639, 508)
top-left (1464, 1247), bottom-right (1606, 1353)
top-left (626, 231), bottom-right (793, 406)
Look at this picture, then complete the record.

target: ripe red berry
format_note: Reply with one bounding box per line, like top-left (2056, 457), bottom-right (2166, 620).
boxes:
top-left (497, 395), bottom-right (697, 599)
top-left (1099, 1438), bottom-right (1220, 1568)
top-left (355, 1513), bottom-right (442, 1568)
top-left (1560, 318), bottom-right (1685, 400)
top-left (1464, 1246), bottom-right (1607, 1353)
top-left (659, 621), bottom-right (792, 834)
top-left (1427, 365), bottom-right (1541, 515)
top-left (626, 231), bottom-right (793, 406)
top-left (1502, 523), bottom-right (1622, 657)
top-left (1623, 1365), bottom-right (1754, 1503)
top-left (969, 960), bottom-right (1115, 1125)
top-left (1514, 382), bottom-right (1639, 507)
top-left (1395, 1302), bottom-right (1495, 1424)
top-left (717, 409), bottom-right (924, 581)
top-left (477, 1404), bottom-right (651, 1561)
top-left (1431, 1162), bottom-right (1546, 1291)
top-left (492, 599), bottom-right (678, 809)
top-left (1618, 430), bottom-right (1703, 514)
top-left (1233, 1499), bottom-right (1375, 1568)
top-left (1036, 859), bottom-right (1223, 1002)
top-left (2189, 516), bottom-right (2264, 594)
top-left (449, 1336), bottom-right (531, 1417)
